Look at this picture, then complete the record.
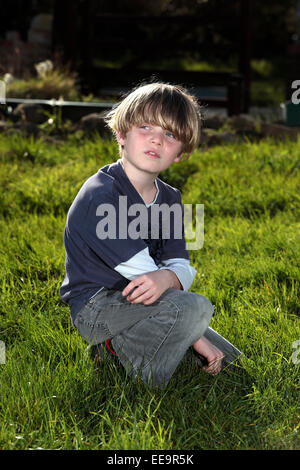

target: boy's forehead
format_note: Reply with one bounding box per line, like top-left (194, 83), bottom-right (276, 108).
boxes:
top-left (131, 116), bottom-right (177, 131)
top-left (128, 121), bottom-right (178, 135)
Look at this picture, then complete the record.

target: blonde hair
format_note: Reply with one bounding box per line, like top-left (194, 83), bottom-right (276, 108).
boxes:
top-left (104, 82), bottom-right (202, 155)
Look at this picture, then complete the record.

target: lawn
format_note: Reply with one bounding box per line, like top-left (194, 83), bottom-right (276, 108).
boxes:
top-left (0, 131), bottom-right (299, 450)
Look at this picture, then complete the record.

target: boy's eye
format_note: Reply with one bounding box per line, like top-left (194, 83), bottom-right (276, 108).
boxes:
top-left (166, 131), bottom-right (176, 139)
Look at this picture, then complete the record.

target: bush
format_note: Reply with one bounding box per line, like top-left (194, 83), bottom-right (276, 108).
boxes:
top-left (3, 68), bottom-right (80, 101)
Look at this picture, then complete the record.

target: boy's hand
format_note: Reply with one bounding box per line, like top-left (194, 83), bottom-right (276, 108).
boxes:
top-left (122, 270), bottom-right (182, 305)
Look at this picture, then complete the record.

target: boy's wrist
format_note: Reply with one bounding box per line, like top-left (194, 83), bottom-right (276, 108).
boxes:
top-left (160, 268), bottom-right (183, 290)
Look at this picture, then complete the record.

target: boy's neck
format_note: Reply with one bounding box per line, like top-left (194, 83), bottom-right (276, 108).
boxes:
top-left (120, 158), bottom-right (158, 203)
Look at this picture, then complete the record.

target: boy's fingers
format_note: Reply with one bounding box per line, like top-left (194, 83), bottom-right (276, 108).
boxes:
top-left (127, 286), bottom-right (159, 304)
top-left (122, 281), bottom-right (140, 296)
top-left (127, 286), bottom-right (148, 302)
top-left (128, 284), bottom-right (156, 303)
top-left (122, 273), bottom-right (152, 296)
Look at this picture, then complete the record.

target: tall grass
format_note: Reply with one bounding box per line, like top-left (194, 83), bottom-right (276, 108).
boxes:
top-left (0, 132), bottom-right (299, 450)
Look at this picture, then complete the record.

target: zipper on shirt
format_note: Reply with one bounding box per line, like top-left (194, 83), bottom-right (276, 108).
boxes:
top-left (88, 286), bottom-right (105, 303)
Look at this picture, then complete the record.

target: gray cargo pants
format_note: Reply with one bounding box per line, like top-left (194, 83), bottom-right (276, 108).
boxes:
top-left (73, 286), bottom-right (214, 387)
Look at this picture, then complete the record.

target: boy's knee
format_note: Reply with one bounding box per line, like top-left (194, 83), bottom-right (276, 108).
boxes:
top-left (158, 289), bottom-right (214, 342)
top-left (183, 292), bottom-right (213, 317)
top-left (181, 293), bottom-right (214, 340)
top-left (195, 294), bottom-right (214, 317)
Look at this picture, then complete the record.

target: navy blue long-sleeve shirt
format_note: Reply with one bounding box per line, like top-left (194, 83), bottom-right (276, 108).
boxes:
top-left (60, 159), bottom-right (196, 321)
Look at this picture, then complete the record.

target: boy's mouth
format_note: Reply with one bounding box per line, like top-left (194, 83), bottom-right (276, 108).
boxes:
top-left (145, 150), bottom-right (160, 159)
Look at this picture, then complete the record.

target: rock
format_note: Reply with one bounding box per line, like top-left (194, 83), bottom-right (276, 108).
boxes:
top-left (260, 123), bottom-right (300, 140)
top-left (227, 114), bottom-right (256, 132)
top-left (202, 128), bottom-right (240, 146)
top-left (202, 114), bottom-right (227, 130)
top-left (13, 103), bottom-right (46, 124)
top-left (79, 113), bottom-right (108, 135)
top-left (201, 128), bottom-right (216, 145)
top-left (0, 120), bottom-right (12, 132)
top-left (212, 131), bottom-right (241, 145)
top-left (14, 121), bottom-right (40, 137)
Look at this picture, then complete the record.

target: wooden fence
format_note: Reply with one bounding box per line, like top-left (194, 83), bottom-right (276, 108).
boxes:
top-left (52, 0), bottom-right (252, 115)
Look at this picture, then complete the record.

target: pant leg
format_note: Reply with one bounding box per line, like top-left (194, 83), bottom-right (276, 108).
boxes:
top-left (74, 287), bottom-right (214, 387)
top-left (111, 288), bottom-right (214, 387)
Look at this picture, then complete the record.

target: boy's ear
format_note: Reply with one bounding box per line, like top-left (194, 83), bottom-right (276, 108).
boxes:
top-left (174, 154), bottom-right (182, 163)
top-left (174, 151), bottom-right (189, 163)
top-left (116, 130), bottom-right (126, 146)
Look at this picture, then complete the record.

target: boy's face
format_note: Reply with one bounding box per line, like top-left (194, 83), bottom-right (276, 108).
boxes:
top-left (116, 124), bottom-right (184, 176)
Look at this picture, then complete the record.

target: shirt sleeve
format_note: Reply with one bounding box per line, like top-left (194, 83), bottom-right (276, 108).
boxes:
top-left (114, 246), bottom-right (159, 280)
top-left (80, 192), bottom-right (151, 270)
top-left (159, 189), bottom-right (190, 262)
top-left (115, 252), bottom-right (196, 292)
top-left (159, 258), bottom-right (197, 291)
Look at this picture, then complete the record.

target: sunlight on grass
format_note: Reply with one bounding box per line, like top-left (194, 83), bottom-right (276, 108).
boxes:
top-left (0, 132), bottom-right (299, 450)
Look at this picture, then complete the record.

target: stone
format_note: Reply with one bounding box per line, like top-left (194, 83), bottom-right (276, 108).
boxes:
top-left (79, 113), bottom-right (108, 136)
top-left (0, 120), bottom-right (12, 132)
top-left (202, 128), bottom-right (240, 146)
top-left (227, 114), bottom-right (256, 132)
top-left (260, 122), bottom-right (300, 140)
top-left (13, 103), bottom-right (46, 124)
top-left (202, 114), bottom-right (227, 130)
top-left (14, 121), bottom-right (39, 137)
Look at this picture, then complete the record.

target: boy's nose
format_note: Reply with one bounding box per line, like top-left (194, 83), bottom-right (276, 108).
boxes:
top-left (150, 130), bottom-right (163, 145)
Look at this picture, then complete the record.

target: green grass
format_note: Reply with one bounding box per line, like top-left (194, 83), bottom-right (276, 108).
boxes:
top-left (0, 131), bottom-right (299, 450)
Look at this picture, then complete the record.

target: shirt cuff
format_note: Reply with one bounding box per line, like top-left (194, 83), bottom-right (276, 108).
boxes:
top-left (159, 258), bottom-right (197, 291)
top-left (114, 247), bottom-right (159, 280)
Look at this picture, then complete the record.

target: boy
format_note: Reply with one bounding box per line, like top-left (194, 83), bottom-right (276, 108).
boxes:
top-left (60, 83), bottom-right (231, 388)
